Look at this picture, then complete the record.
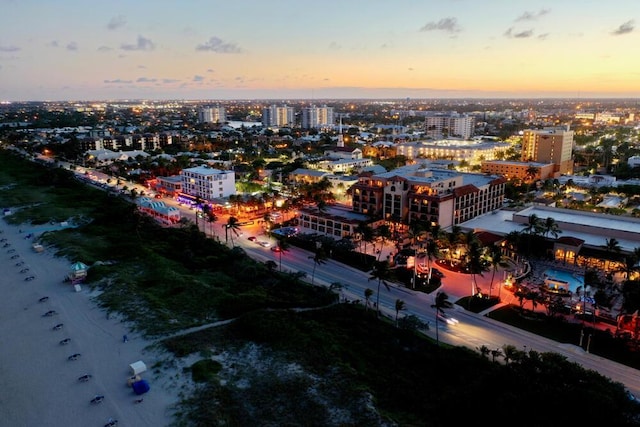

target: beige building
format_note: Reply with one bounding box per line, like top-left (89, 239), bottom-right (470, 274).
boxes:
top-left (481, 161), bottom-right (556, 182)
top-left (521, 126), bottom-right (574, 175)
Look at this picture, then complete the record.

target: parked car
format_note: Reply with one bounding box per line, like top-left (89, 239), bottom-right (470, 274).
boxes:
top-left (247, 236), bottom-right (257, 241)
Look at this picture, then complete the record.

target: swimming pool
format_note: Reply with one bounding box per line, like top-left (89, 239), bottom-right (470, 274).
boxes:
top-left (544, 268), bottom-right (585, 293)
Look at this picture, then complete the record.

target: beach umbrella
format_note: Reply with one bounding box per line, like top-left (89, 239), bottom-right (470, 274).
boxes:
top-left (132, 379), bottom-right (150, 395)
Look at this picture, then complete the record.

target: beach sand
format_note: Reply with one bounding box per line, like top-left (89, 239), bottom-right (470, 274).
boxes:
top-left (0, 218), bottom-right (184, 427)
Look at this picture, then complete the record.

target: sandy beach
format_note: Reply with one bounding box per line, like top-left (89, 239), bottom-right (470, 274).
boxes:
top-left (0, 218), bottom-right (183, 427)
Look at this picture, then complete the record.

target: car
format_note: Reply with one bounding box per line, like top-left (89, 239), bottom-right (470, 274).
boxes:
top-left (270, 246), bottom-right (281, 252)
top-left (247, 236), bottom-right (257, 241)
top-left (257, 241), bottom-right (271, 248)
top-left (437, 311), bottom-right (459, 325)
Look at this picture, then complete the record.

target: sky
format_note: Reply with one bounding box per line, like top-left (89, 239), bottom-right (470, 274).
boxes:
top-left (1, 0), bottom-right (639, 101)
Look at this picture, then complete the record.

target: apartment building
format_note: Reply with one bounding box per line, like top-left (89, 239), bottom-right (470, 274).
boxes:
top-left (424, 113), bottom-right (475, 139)
top-left (198, 107), bottom-right (226, 124)
top-left (351, 165), bottom-right (505, 229)
top-left (301, 105), bottom-right (334, 130)
top-left (262, 104), bottom-right (295, 127)
top-left (181, 165), bottom-right (236, 201)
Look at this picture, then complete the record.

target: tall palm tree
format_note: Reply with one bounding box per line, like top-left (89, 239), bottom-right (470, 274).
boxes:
top-left (368, 260), bottom-right (392, 317)
top-left (394, 299), bottom-right (406, 326)
top-left (431, 291), bottom-right (452, 347)
top-left (375, 224), bottom-right (392, 260)
top-left (225, 216), bottom-right (241, 246)
top-left (465, 240), bottom-right (488, 299)
top-left (488, 243), bottom-right (509, 299)
top-left (425, 239), bottom-right (440, 281)
top-left (308, 247), bottom-right (328, 286)
top-left (275, 237), bottom-right (290, 272)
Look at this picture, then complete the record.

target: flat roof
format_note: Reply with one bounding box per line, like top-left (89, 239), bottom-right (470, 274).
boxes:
top-left (460, 206), bottom-right (639, 253)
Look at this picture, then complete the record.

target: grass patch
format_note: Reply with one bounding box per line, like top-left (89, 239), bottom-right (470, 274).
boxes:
top-left (189, 359), bottom-right (222, 383)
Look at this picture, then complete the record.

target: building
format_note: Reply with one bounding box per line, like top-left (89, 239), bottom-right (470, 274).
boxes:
top-left (395, 139), bottom-right (509, 164)
top-left (521, 126), bottom-right (574, 175)
top-left (136, 197), bottom-right (181, 225)
top-left (350, 165), bottom-right (506, 229)
top-left (154, 175), bottom-right (183, 197)
top-left (181, 166), bottom-right (235, 201)
top-left (301, 105), bottom-right (334, 130)
top-left (424, 113), bottom-right (475, 139)
top-left (198, 107), bottom-right (226, 124)
top-left (481, 160), bottom-right (556, 182)
top-left (460, 205), bottom-right (640, 275)
top-left (297, 204), bottom-right (381, 240)
top-left (262, 105), bottom-right (295, 127)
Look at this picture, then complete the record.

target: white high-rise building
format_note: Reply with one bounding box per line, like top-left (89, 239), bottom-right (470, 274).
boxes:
top-left (301, 105), bottom-right (334, 129)
top-left (262, 105), bottom-right (295, 127)
top-left (198, 107), bottom-right (226, 124)
top-left (424, 113), bottom-right (475, 139)
top-left (181, 166), bottom-right (236, 200)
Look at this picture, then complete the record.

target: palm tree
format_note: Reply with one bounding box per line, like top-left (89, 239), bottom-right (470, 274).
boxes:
top-left (368, 260), bottom-right (392, 317)
top-left (225, 216), bottom-right (241, 246)
top-left (488, 243), bottom-right (509, 299)
top-left (425, 239), bottom-right (440, 282)
top-left (375, 224), bottom-right (392, 260)
top-left (275, 238), bottom-right (290, 272)
top-left (394, 299), bottom-right (406, 326)
top-left (308, 247), bottom-right (328, 286)
top-left (364, 288), bottom-right (373, 312)
top-left (431, 291), bottom-right (452, 346)
top-left (465, 240), bottom-right (489, 304)
top-left (542, 216), bottom-right (561, 240)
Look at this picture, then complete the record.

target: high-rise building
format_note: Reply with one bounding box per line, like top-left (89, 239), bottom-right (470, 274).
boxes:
top-left (424, 113), bottom-right (475, 139)
top-left (301, 105), bottom-right (334, 130)
top-left (198, 107), bottom-right (226, 124)
top-left (262, 105), bottom-right (295, 127)
top-left (521, 126), bottom-right (574, 175)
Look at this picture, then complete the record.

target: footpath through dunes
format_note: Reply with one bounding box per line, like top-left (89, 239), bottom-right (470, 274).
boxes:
top-left (0, 218), bottom-right (185, 427)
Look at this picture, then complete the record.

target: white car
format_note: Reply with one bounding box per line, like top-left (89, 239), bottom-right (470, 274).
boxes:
top-left (437, 311), bottom-right (459, 325)
top-left (257, 240), bottom-right (271, 248)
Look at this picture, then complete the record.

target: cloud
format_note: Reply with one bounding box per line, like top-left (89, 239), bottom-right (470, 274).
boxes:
top-left (611, 20), bottom-right (634, 35)
top-left (504, 27), bottom-right (534, 38)
top-left (0, 45), bottom-right (20, 52)
top-left (195, 37), bottom-right (242, 53)
top-left (66, 42), bottom-right (78, 51)
top-left (97, 46), bottom-right (112, 52)
top-left (107, 15), bottom-right (126, 30)
top-left (47, 40), bottom-right (59, 48)
top-left (328, 41), bottom-right (341, 50)
top-left (419, 17), bottom-right (461, 34)
top-left (206, 69), bottom-right (214, 73)
top-left (120, 35), bottom-right (155, 51)
top-left (136, 77), bottom-right (157, 83)
top-left (193, 75), bottom-right (204, 82)
top-left (162, 78), bottom-right (180, 83)
top-left (104, 79), bottom-right (133, 84)
top-left (537, 33), bottom-right (549, 40)
top-left (515, 9), bottom-right (550, 22)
